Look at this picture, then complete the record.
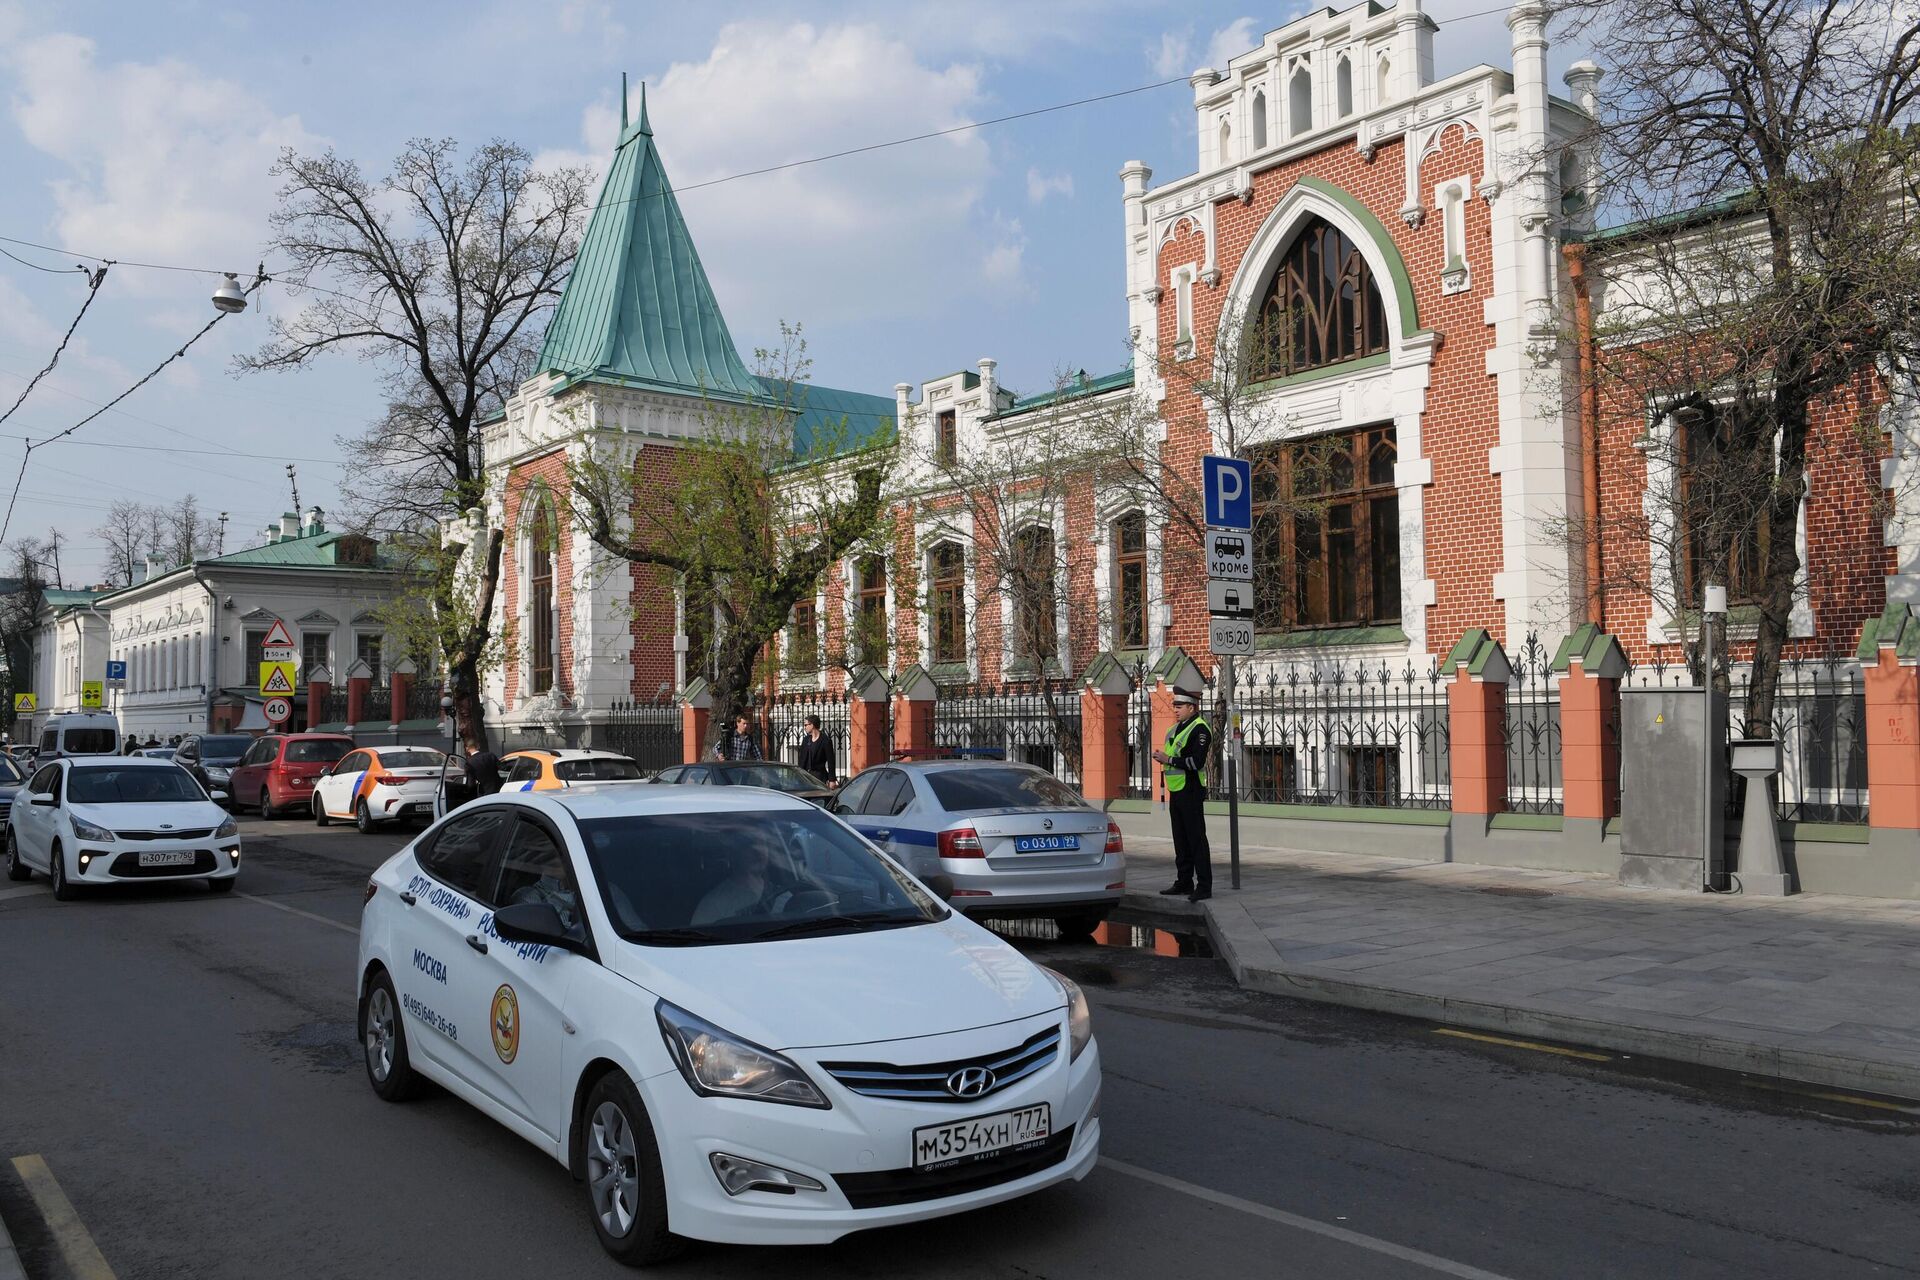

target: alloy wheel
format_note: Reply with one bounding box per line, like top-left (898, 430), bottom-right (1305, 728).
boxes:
top-left (587, 1101), bottom-right (640, 1237)
top-left (365, 986), bottom-right (395, 1083)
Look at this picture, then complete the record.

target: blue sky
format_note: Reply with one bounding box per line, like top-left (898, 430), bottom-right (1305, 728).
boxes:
top-left (0, 0), bottom-right (1586, 584)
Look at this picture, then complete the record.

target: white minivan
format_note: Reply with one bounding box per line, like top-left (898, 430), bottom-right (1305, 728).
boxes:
top-left (37, 712), bottom-right (122, 762)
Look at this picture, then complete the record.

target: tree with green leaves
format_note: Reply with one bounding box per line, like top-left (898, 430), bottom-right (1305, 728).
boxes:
top-left (565, 326), bottom-right (898, 754)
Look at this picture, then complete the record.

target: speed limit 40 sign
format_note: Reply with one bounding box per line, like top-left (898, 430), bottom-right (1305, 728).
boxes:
top-left (263, 696), bottom-right (293, 726)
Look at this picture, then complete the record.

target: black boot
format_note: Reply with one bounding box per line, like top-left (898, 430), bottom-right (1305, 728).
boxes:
top-left (1188, 887), bottom-right (1212, 902)
top-left (1159, 882), bottom-right (1193, 896)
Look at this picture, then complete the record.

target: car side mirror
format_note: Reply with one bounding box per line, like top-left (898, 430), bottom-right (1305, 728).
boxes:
top-left (29, 793), bottom-right (54, 807)
top-left (492, 901), bottom-right (588, 954)
top-left (924, 872), bottom-right (956, 903)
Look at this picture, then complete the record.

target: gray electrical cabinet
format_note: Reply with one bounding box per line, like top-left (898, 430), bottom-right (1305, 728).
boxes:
top-left (1619, 687), bottom-right (1726, 891)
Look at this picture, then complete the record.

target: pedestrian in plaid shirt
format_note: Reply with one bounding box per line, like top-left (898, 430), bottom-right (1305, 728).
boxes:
top-left (714, 713), bottom-right (761, 761)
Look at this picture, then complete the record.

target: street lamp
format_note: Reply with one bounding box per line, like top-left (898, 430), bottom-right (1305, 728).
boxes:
top-left (211, 273), bottom-right (248, 314)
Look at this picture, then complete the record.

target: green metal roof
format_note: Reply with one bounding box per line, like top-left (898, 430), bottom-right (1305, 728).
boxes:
top-left (990, 367), bottom-right (1134, 420)
top-left (42, 589), bottom-right (103, 609)
top-left (536, 85), bottom-right (760, 402)
top-left (763, 378), bottom-right (897, 458)
top-left (202, 530), bottom-right (393, 571)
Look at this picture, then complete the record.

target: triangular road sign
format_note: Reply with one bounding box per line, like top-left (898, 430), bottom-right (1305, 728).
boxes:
top-left (262, 619), bottom-right (295, 649)
top-left (261, 665), bottom-right (295, 695)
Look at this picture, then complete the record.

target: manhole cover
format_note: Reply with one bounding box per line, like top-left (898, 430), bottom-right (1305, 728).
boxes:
top-left (1480, 886), bottom-right (1553, 898)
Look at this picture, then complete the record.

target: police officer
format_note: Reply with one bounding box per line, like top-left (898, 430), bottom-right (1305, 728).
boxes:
top-left (1153, 688), bottom-right (1213, 902)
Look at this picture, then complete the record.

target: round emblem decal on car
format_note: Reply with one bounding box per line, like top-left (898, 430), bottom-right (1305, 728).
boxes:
top-left (491, 984), bottom-right (520, 1064)
top-left (945, 1066), bottom-right (996, 1099)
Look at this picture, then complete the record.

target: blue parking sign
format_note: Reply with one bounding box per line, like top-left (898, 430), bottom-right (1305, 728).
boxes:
top-left (105, 660), bottom-right (126, 682)
top-left (1202, 455), bottom-right (1252, 530)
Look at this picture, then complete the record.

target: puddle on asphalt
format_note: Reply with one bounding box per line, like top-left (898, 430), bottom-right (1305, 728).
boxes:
top-left (985, 916), bottom-right (1216, 959)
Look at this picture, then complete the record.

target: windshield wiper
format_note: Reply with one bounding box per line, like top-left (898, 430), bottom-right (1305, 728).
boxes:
top-left (628, 927), bottom-right (727, 946)
top-left (751, 912), bottom-right (925, 942)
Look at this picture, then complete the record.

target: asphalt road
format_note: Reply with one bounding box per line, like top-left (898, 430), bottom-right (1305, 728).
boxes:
top-left (1, 814), bottom-right (1917, 1279)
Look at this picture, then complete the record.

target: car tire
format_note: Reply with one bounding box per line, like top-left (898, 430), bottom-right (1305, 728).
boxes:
top-left (208, 876), bottom-right (236, 894)
top-left (581, 1072), bottom-right (681, 1267)
top-left (354, 799), bottom-right (374, 834)
top-left (3, 828), bottom-right (28, 882)
top-left (259, 787), bottom-right (275, 819)
top-left (312, 795), bottom-right (330, 827)
top-left (1052, 909), bottom-right (1107, 944)
top-left (358, 969), bottom-right (425, 1103)
top-left (49, 841), bottom-right (75, 901)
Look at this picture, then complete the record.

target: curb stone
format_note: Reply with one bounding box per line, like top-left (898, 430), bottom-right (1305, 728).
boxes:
top-left (1123, 891), bottom-right (1920, 1102)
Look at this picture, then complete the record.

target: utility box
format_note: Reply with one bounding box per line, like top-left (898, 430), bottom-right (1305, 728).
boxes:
top-left (1618, 686), bottom-right (1726, 891)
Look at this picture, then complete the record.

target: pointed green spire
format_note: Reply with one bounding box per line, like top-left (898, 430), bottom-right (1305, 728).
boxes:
top-left (620, 72), bottom-right (628, 131)
top-left (536, 98), bottom-right (758, 401)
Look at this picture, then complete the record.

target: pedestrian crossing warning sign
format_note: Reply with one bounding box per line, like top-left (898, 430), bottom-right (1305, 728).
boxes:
top-left (12, 693), bottom-right (35, 712)
top-left (259, 661), bottom-right (297, 696)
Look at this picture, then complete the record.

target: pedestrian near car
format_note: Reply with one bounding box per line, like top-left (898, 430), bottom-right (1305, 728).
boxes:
top-left (123, 734), bottom-right (140, 756)
top-left (796, 715), bottom-right (835, 784)
top-left (715, 713), bottom-right (761, 762)
top-left (465, 746), bottom-right (502, 797)
top-left (1153, 688), bottom-right (1213, 902)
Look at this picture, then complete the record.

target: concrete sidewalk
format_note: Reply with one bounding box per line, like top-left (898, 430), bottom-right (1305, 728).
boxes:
top-left (1113, 826), bottom-right (1920, 1099)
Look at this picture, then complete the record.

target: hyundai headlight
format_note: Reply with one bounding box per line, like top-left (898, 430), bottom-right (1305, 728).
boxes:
top-left (1041, 966), bottom-right (1093, 1061)
top-left (70, 816), bottom-right (115, 843)
top-left (655, 1001), bottom-right (829, 1108)
top-left (216, 815), bottom-right (238, 838)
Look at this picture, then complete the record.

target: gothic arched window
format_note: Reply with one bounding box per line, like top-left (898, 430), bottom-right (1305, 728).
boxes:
top-left (1253, 217), bottom-right (1389, 379)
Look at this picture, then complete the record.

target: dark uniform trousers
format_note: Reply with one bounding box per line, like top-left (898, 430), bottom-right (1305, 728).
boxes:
top-left (1170, 785), bottom-right (1212, 891)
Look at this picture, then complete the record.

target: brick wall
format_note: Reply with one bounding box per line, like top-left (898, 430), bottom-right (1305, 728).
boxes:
top-left (501, 450), bottom-right (573, 707)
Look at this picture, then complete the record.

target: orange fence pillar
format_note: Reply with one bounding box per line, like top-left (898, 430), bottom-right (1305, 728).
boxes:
top-left (848, 668), bottom-right (891, 775)
top-left (1554, 624), bottom-right (1627, 830)
top-left (892, 665), bottom-right (937, 759)
top-left (1077, 654), bottom-right (1133, 801)
top-left (1444, 630), bottom-right (1511, 818)
top-left (681, 679), bottom-right (711, 765)
top-left (1862, 605), bottom-right (1920, 832)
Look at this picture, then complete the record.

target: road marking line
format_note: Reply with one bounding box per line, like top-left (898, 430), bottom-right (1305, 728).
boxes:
top-left (0, 885), bottom-right (47, 902)
top-left (10, 1154), bottom-right (115, 1280)
top-left (235, 890), bottom-right (355, 935)
top-left (1431, 1027), bottom-right (1612, 1062)
top-left (1099, 1157), bottom-right (1520, 1280)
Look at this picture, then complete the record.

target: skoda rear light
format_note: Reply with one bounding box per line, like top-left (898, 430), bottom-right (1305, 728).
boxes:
top-left (1105, 821), bottom-right (1124, 854)
top-left (938, 826), bottom-right (985, 859)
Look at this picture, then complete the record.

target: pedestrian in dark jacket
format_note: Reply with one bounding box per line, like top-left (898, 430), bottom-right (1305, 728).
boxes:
top-left (796, 715), bottom-right (835, 784)
top-left (715, 714), bottom-right (761, 761)
top-left (466, 748), bottom-right (502, 796)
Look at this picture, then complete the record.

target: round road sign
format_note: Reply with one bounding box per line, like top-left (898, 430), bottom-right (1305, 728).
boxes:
top-left (263, 697), bottom-right (293, 725)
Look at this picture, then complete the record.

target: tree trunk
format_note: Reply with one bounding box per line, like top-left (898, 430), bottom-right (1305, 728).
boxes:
top-left (447, 528), bottom-right (505, 754)
top-left (1747, 406), bottom-right (1811, 735)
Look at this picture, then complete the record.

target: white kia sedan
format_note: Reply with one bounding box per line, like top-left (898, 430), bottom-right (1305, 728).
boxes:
top-left (3, 756), bottom-right (241, 899)
top-left (355, 786), bottom-right (1100, 1266)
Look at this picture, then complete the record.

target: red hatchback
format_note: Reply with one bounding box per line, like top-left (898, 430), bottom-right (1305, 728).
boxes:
top-left (227, 733), bottom-right (354, 817)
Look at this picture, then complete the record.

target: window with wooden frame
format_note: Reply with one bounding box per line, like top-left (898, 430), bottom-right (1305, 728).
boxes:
top-left (527, 499), bottom-right (555, 694)
top-left (855, 556), bottom-right (887, 667)
top-left (788, 599), bottom-right (818, 671)
top-left (1253, 217), bottom-right (1389, 380)
top-left (1113, 511), bottom-right (1149, 650)
top-left (1010, 526), bottom-right (1058, 667)
top-left (1251, 425), bottom-right (1400, 631)
top-left (928, 541), bottom-right (967, 664)
top-left (1675, 410), bottom-right (1770, 608)
top-left (935, 411), bottom-right (958, 466)
top-left (683, 574), bottom-right (714, 686)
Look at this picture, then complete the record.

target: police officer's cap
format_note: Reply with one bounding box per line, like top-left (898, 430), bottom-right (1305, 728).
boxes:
top-left (1172, 689), bottom-right (1201, 707)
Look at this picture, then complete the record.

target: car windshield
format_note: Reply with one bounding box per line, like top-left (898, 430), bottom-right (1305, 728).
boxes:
top-left (926, 767), bottom-right (1085, 812)
top-left (68, 766), bottom-right (206, 804)
top-left (555, 757), bottom-right (644, 782)
top-left (284, 740), bottom-right (351, 764)
top-left (579, 808), bottom-right (943, 945)
top-left (200, 736), bottom-right (252, 759)
top-left (378, 749), bottom-right (445, 769)
top-left (62, 728), bottom-right (119, 755)
top-left (0, 756), bottom-right (22, 783)
top-left (715, 763), bottom-right (824, 793)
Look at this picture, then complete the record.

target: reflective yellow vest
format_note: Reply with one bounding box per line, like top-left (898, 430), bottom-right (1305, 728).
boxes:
top-left (1164, 716), bottom-right (1209, 792)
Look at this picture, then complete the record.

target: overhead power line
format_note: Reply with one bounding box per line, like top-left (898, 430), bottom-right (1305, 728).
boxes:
top-left (0, 265), bottom-right (109, 433)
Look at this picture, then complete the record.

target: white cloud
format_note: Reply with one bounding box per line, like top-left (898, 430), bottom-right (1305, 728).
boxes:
top-left (1, 30), bottom-right (323, 287)
top-left (981, 215), bottom-right (1029, 294)
top-left (1025, 167), bottom-right (1075, 203)
top-left (542, 21), bottom-right (1006, 339)
top-left (1153, 17), bottom-right (1261, 78)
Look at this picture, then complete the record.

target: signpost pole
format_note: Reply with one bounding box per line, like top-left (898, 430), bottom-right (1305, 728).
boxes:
top-left (1222, 652), bottom-right (1240, 890)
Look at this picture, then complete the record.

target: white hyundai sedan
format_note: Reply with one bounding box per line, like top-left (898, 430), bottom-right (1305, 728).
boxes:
top-left (3, 756), bottom-right (241, 899)
top-left (356, 786), bottom-right (1100, 1266)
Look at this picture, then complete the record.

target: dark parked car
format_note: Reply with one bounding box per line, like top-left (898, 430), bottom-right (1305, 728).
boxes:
top-left (175, 733), bottom-right (263, 805)
top-left (651, 760), bottom-right (834, 806)
top-left (0, 752), bottom-right (26, 831)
